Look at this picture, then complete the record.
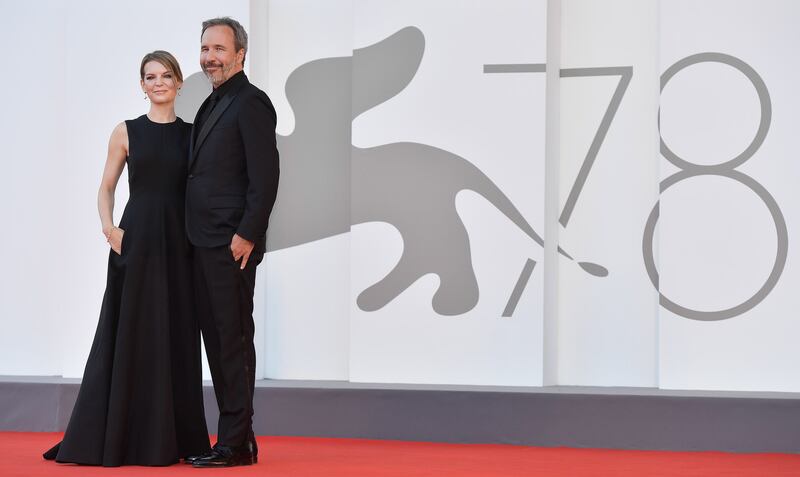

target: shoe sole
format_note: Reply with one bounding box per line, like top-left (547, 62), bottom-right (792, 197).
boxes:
top-left (192, 456), bottom-right (257, 468)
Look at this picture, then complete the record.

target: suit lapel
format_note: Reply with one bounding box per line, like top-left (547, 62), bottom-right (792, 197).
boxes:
top-left (189, 95), bottom-right (213, 164)
top-left (189, 78), bottom-right (247, 170)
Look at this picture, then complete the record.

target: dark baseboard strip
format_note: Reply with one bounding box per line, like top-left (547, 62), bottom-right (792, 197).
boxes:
top-left (2, 377), bottom-right (798, 453)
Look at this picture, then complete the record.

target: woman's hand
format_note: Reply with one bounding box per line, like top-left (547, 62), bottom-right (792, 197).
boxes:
top-left (106, 227), bottom-right (125, 255)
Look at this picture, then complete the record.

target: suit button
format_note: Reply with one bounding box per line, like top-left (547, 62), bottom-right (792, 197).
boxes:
top-left (188, 174), bottom-right (195, 179)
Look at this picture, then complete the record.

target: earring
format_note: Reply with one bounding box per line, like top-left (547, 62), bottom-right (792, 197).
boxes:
top-left (143, 92), bottom-right (148, 100)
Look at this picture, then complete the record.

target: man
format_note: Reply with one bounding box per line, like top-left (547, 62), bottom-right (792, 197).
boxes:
top-left (185, 17), bottom-right (279, 468)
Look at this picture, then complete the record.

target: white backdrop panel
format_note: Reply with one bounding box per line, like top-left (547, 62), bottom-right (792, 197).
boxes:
top-left (658, 0), bottom-right (800, 391)
top-left (4, 0), bottom-right (799, 393)
top-left (556, 0), bottom-right (660, 386)
top-left (263, 0), bottom-right (352, 380)
top-left (0, 0), bottom-right (249, 377)
top-left (350, 0), bottom-right (547, 386)
top-left (0, 0), bottom-right (68, 375)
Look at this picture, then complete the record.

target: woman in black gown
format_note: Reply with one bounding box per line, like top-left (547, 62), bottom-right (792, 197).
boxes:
top-left (43, 51), bottom-right (211, 466)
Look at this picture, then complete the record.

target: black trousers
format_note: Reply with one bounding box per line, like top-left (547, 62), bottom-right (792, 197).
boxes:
top-left (193, 245), bottom-right (263, 447)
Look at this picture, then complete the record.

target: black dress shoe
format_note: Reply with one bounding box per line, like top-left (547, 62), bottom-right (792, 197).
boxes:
top-left (246, 430), bottom-right (259, 458)
top-left (248, 438), bottom-right (259, 458)
top-left (192, 445), bottom-right (256, 468)
top-left (183, 452), bottom-right (210, 464)
top-left (183, 444), bottom-right (215, 464)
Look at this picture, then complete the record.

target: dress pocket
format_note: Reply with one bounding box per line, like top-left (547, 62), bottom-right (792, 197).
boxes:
top-left (112, 229), bottom-right (126, 256)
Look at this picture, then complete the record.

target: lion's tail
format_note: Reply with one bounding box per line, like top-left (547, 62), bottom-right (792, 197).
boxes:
top-left (464, 163), bottom-right (608, 277)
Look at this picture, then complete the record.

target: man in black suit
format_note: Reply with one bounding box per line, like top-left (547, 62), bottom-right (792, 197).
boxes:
top-left (185, 17), bottom-right (279, 468)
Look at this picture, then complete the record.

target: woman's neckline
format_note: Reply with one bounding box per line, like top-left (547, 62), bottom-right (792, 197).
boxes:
top-left (145, 113), bottom-right (179, 124)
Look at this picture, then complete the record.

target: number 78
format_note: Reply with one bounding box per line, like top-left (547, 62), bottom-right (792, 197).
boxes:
top-left (484, 63), bottom-right (633, 227)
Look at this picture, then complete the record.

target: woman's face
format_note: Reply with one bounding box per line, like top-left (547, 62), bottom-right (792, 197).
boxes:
top-left (141, 61), bottom-right (181, 104)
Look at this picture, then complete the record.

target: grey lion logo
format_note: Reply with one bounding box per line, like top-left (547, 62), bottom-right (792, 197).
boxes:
top-left (265, 26), bottom-right (606, 316)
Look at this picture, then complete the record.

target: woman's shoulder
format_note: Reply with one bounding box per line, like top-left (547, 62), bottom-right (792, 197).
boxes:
top-left (121, 115), bottom-right (148, 136)
top-left (124, 114), bottom-right (148, 126)
top-left (111, 120), bottom-right (131, 138)
top-left (175, 116), bottom-right (193, 131)
top-left (108, 120), bottom-right (130, 153)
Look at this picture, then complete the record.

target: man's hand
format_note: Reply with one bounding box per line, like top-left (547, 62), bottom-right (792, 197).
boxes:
top-left (230, 233), bottom-right (255, 270)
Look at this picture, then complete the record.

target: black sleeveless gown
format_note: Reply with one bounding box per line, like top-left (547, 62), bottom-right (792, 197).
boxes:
top-left (44, 115), bottom-right (211, 466)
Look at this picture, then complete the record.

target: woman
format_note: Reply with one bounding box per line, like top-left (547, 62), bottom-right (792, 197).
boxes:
top-left (43, 51), bottom-right (211, 466)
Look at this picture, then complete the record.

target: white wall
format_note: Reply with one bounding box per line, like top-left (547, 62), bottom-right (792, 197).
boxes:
top-left (556, 0), bottom-right (660, 386)
top-left (0, 0), bottom-right (249, 378)
top-left (2, 0), bottom-right (798, 392)
top-left (349, 0), bottom-right (547, 386)
top-left (262, 0), bottom-right (352, 380)
top-left (0, 0), bottom-right (68, 375)
top-left (657, 0), bottom-right (800, 391)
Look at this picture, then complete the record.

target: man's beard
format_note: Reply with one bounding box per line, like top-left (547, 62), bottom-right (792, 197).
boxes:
top-left (203, 61), bottom-right (236, 87)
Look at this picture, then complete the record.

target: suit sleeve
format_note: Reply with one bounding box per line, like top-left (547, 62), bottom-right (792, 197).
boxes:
top-left (236, 89), bottom-right (280, 243)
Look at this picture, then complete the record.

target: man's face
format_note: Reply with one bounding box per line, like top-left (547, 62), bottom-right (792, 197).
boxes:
top-left (200, 25), bottom-right (243, 88)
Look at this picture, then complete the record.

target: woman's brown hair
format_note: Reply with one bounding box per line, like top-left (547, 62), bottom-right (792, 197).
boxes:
top-left (139, 50), bottom-right (184, 83)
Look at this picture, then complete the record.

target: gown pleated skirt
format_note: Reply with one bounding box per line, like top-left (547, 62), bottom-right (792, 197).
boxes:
top-left (43, 115), bottom-right (210, 466)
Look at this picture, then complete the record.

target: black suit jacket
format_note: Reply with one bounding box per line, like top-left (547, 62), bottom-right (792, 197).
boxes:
top-left (186, 73), bottom-right (280, 253)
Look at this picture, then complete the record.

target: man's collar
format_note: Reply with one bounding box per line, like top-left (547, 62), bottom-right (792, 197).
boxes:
top-left (211, 70), bottom-right (246, 97)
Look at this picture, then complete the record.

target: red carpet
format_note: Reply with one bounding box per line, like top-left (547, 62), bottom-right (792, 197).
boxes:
top-left (6, 432), bottom-right (799, 476)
